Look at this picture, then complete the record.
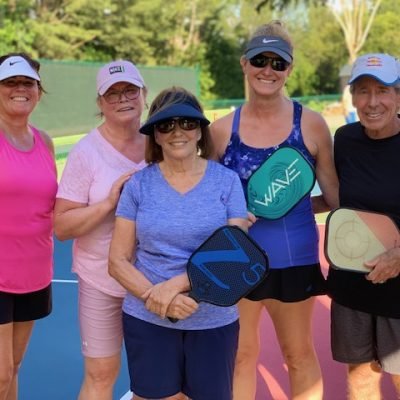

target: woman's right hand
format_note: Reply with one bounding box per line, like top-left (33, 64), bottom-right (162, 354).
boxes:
top-left (247, 211), bottom-right (257, 229)
top-left (166, 294), bottom-right (199, 320)
top-left (106, 170), bottom-right (135, 210)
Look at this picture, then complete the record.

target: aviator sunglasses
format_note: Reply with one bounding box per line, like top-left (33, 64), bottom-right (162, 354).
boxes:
top-left (249, 55), bottom-right (290, 71)
top-left (155, 117), bottom-right (200, 134)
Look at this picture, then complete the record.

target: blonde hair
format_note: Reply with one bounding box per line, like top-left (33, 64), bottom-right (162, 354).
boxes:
top-left (251, 20), bottom-right (293, 52)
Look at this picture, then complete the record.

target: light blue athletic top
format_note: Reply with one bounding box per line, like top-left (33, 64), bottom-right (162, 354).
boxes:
top-left (221, 102), bottom-right (319, 269)
top-left (116, 160), bottom-right (248, 329)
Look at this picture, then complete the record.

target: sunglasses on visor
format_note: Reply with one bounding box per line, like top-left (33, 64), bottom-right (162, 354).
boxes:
top-left (249, 55), bottom-right (290, 71)
top-left (155, 118), bottom-right (201, 134)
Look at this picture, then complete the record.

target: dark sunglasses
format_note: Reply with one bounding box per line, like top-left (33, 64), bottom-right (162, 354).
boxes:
top-left (155, 118), bottom-right (200, 134)
top-left (249, 55), bottom-right (290, 71)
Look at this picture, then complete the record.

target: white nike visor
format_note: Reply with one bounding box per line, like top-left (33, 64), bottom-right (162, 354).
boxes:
top-left (0, 55), bottom-right (40, 81)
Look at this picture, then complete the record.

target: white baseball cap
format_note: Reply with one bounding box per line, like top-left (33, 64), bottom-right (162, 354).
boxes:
top-left (96, 60), bottom-right (145, 95)
top-left (0, 55), bottom-right (40, 81)
top-left (349, 53), bottom-right (400, 86)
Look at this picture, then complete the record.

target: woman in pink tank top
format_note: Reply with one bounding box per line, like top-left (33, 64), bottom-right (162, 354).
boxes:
top-left (55, 61), bottom-right (147, 400)
top-left (0, 53), bottom-right (57, 400)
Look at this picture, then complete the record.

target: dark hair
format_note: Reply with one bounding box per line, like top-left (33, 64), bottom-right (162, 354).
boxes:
top-left (0, 52), bottom-right (45, 93)
top-left (145, 86), bottom-right (212, 163)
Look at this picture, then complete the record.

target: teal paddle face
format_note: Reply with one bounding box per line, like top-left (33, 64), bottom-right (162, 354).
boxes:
top-left (247, 146), bottom-right (316, 220)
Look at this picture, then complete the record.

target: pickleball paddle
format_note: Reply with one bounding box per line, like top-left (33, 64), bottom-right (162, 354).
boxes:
top-left (247, 146), bottom-right (316, 220)
top-left (325, 208), bottom-right (400, 273)
top-left (169, 225), bottom-right (269, 322)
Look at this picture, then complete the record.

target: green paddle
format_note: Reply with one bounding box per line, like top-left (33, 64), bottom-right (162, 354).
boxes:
top-left (247, 146), bottom-right (316, 220)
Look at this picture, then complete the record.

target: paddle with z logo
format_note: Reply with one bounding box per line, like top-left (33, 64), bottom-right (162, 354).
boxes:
top-left (325, 208), bottom-right (400, 273)
top-left (169, 225), bottom-right (269, 322)
top-left (247, 146), bottom-right (316, 220)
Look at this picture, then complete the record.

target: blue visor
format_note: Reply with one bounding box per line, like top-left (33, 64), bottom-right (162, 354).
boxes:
top-left (140, 103), bottom-right (210, 135)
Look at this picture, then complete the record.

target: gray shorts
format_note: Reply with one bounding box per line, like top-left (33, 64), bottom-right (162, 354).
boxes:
top-left (331, 301), bottom-right (400, 374)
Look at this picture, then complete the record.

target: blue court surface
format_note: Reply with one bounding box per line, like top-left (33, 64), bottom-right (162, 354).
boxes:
top-left (19, 238), bottom-right (131, 400)
top-left (20, 231), bottom-right (398, 400)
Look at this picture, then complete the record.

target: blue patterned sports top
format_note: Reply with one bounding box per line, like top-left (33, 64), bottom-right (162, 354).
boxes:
top-left (221, 102), bottom-right (319, 269)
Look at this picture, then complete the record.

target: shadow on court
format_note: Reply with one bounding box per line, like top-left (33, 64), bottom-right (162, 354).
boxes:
top-left (20, 231), bottom-right (397, 400)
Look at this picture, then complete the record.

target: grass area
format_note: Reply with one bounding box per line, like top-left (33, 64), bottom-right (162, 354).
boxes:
top-left (205, 108), bottom-right (231, 123)
top-left (316, 212), bottom-right (329, 225)
top-left (53, 133), bottom-right (86, 147)
top-left (54, 109), bottom-right (234, 173)
top-left (54, 107), bottom-right (343, 183)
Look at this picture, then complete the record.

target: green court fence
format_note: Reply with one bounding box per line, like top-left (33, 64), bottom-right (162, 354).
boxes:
top-left (31, 60), bottom-right (199, 137)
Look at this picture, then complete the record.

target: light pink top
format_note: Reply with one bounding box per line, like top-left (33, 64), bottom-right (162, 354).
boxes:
top-left (57, 129), bottom-right (146, 297)
top-left (0, 127), bottom-right (57, 293)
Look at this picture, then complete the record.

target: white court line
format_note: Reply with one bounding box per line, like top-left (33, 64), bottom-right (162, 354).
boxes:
top-left (52, 279), bottom-right (78, 283)
top-left (52, 277), bottom-right (132, 399)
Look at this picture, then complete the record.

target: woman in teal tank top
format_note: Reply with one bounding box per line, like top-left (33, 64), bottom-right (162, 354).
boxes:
top-left (210, 21), bottom-right (339, 400)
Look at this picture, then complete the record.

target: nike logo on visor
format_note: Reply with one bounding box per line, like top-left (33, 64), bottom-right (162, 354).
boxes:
top-left (9, 61), bottom-right (23, 66)
top-left (262, 39), bottom-right (278, 44)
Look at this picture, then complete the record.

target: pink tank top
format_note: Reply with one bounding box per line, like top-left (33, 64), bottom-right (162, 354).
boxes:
top-left (0, 127), bottom-right (58, 293)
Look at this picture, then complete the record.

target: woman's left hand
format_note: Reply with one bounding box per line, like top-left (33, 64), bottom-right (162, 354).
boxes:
top-left (365, 247), bottom-right (400, 284)
top-left (166, 294), bottom-right (199, 320)
top-left (142, 281), bottom-right (182, 319)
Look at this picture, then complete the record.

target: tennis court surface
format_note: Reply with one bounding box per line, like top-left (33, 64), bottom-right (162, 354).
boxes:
top-left (20, 227), bottom-right (397, 399)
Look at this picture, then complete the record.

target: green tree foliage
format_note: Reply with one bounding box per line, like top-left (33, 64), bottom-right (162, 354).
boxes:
top-left (0, 1), bottom-right (35, 54)
top-left (362, 0), bottom-right (400, 56)
top-left (0, 0), bottom-right (396, 99)
top-left (288, 4), bottom-right (348, 95)
top-left (201, 0), bottom-right (273, 99)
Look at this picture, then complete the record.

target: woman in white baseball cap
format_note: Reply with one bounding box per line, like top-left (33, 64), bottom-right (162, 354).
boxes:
top-left (0, 52), bottom-right (57, 399)
top-left (54, 60), bottom-right (147, 400)
top-left (328, 53), bottom-right (400, 399)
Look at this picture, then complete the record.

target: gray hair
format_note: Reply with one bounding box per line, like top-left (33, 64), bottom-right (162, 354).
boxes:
top-left (349, 81), bottom-right (400, 94)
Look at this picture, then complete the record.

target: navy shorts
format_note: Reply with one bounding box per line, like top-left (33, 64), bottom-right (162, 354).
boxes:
top-left (123, 312), bottom-right (239, 399)
top-left (0, 284), bottom-right (52, 324)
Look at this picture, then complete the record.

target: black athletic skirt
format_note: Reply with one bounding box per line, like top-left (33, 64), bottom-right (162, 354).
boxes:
top-left (246, 263), bottom-right (326, 302)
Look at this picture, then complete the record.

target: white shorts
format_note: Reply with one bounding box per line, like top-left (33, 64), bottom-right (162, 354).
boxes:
top-left (78, 277), bottom-right (124, 358)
